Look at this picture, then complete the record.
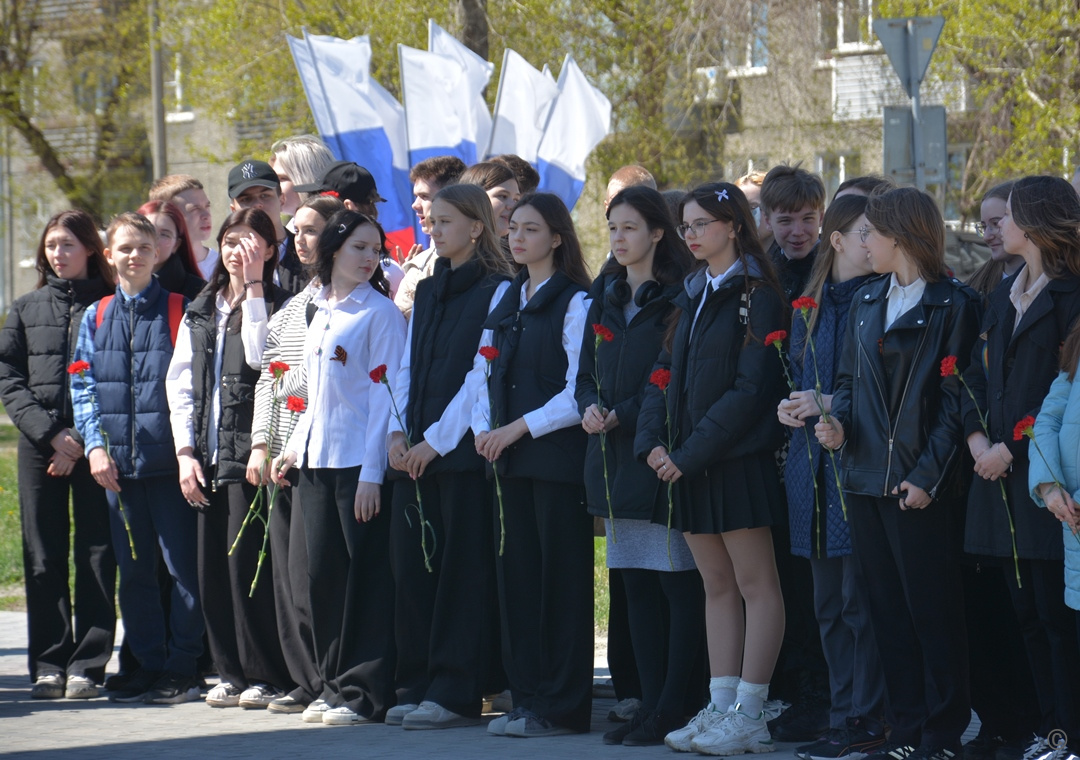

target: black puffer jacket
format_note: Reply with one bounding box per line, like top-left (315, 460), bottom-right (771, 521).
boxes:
top-left (155, 254), bottom-right (206, 301)
top-left (831, 275), bottom-right (982, 499)
top-left (0, 274), bottom-right (112, 452)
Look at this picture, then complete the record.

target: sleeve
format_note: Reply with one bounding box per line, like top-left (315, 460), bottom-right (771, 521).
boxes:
top-left (394, 266), bottom-right (422, 320)
top-left (633, 346), bottom-right (674, 461)
top-left (521, 291), bottom-right (588, 438)
top-left (667, 287), bottom-right (787, 476)
top-left (829, 296), bottom-right (861, 444)
top-left (1029, 371), bottom-right (1071, 506)
top-left (360, 305), bottom-right (407, 483)
top-left (471, 326), bottom-right (496, 435)
top-left (960, 308), bottom-right (991, 441)
top-left (0, 301), bottom-right (65, 447)
top-left (387, 314), bottom-right (414, 438)
top-left (906, 295), bottom-right (983, 495)
top-left (69, 303), bottom-right (105, 453)
top-left (164, 320), bottom-right (198, 455)
top-left (240, 297), bottom-right (269, 370)
top-left (250, 308), bottom-right (283, 448)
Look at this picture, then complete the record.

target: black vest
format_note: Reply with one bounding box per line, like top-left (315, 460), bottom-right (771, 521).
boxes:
top-left (483, 269), bottom-right (587, 483)
top-left (408, 258), bottom-right (509, 474)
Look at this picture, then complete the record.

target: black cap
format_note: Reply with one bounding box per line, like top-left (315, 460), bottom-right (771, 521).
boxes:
top-left (293, 161), bottom-right (385, 204)
top-left (228, 160), bottom-right (279, 198)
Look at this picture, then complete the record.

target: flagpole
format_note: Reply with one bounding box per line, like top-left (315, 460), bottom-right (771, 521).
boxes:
top-left (398, 43), bottom-right (413, 166)
top-left (485, 48), bottom-right (511, 159)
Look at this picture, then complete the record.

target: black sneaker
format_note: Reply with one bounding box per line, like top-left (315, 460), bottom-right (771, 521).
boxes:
top-left (798, 728), bottom-right (848, 760)
top-left (108, 669), bottom-right (162, 703)
top-left (966, 732), bottom-right (1009, 760)
top-left (603, 709), bottom-right (646, 745)
top-left (104, 670), bottom-right (139, 692)
top-left (800, 719), bottom-right (888, 760)
top-left (624, 710), bottom-right (685, 747)
top-left (143, 672), bottom-right (201, 704)
top-left (865, 743), bottom-right (919, 760)
top-left (910, 747), bottom-right (958, 760)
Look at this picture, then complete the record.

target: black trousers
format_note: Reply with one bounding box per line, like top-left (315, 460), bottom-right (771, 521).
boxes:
top-left (607, 569), bottom-right (642, 702)
top-left (19, 438), bottom-right (116, 683)
top-left (847, 494), bottom-right (970, 750)
top-left (496, 478), bottom-right (593, 732)
top-left (198, 479), bottom-right (290, 691)
top-left (301, 467), bottom-right (395, 718)
top-left (1007, 558), bottom-right (1080, 737)
top-left (390, 470), bottom-right (494, 717)
top-left (269, 478), bottom-right (321, 703)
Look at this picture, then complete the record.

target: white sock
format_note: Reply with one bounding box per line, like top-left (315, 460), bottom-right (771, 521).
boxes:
top-left (709, 676), bottom-right (740, 711)
top-left (735, 680), bottom-right (769, 717)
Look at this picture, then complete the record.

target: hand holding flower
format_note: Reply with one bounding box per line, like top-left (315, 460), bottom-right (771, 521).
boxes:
top-left (582, 404), bottom-right (618, 435)
top-left (401, 440), bottom-right (438, 480)
top-left (88, 446), bottom-right (120, 492)
top-left (477, 418), bottom-right (529, 462)
top-left (271, 451), bottom-right (297, 486)
top-left (973, 442), bottom-right (1012, 481)
top-left (246, 445), bottom-right (270, 486)
top-left (815, 417), bottom-right (845, 449)
top-left (388, 431), bottom-right (410, 472)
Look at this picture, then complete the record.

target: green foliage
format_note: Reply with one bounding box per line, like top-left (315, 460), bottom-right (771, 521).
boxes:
top-left (594, 536), bottom-right (609, 634)
top-left (0, 448), bottom-right (23, 592)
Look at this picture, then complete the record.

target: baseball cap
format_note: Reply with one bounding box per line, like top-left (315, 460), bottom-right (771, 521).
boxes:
top-left (293, 161), bottom-right (386, 204)
top-left (228, 160), bottom-right (280, 198)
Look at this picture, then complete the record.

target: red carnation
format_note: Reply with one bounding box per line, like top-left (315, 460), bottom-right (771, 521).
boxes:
top-left (286, 396), bottom-right (306, 413)
top-left (369, 364), bottom-right (388, 384)
top-left (479, 346), bottom-right (499, 361)
top-left (940, 355), bottom-right (958, 378)
top-left (791, 296), bottom-right (819, 312)
top-left (764, 330), bottom-right (787, 347)
top-left (593, 323), bottom-right (615, 342)
top-left (650, 368), bottom-right (672, 391)
top-left (67, 360), bottom-right (90, 376)
top-left (1014, 415), bottom-right (1036, 442)
top-left (269, 361), bottom-right (289, 379)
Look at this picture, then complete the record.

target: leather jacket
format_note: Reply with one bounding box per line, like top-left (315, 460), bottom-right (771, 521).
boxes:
top-left (830, 275), bottom-right (981, 499)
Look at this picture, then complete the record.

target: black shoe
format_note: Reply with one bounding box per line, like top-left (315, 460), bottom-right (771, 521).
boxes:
top-left (799, 718), bottom-right (888, 760)
top-left (108, 669), bottom-right (162, 703)
top-left (865, 743), bottom-right (919, 760)
top-left (624, 710), bottom-right (684, 747)
top-left (603, 709), bottom-right (645, 745)
top-left (966, 732), bottom-right (1009, 760)
top-left (143, 672), bottom-right (201, 704)
top-left (910, 746), bottom-right (959, 760)
top-left (104, 670), bottom-right (137, 692)
top-left (768, 696), bottom-right (831, 742)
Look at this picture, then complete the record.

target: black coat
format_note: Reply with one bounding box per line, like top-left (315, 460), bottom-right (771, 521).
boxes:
top-left (831, 275), bottom-right (982, 499)
top-left (155, 254), bottom-right (206, 301)
top-left (277, 231), bottom-right (306, 296)
top-left (0, 274), bottom-right (112, 452)
top-left (575, 273), bottom-right (678, 519)
top-left (962, 271), bottom-right (1080, 559)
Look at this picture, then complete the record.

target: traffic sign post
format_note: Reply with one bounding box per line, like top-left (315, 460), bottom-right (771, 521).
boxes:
top-left (873, 16), bottom-right (945, 190)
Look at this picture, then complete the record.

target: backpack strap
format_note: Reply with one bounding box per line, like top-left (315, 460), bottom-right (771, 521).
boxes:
top-left (94, 295), bottom-right (115, 330)
top-left (167, 292), bottom-right (185, 347)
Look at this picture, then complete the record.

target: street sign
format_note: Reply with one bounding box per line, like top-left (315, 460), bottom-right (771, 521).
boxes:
top-left (873, 16), bottom-right (944, 98)
top-left (883, 106), bottom-right (947, 184)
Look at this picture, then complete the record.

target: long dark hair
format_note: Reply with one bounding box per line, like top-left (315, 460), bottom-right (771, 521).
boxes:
top-left (313, 210), bottom-right (391, 298)
top-left (1009, 175), bottom-right (1080, 279)
top-left (511, 192), bottom-right (591, 288)
top-left (137, 199), bottom-right (203, 280)
top-left (800, 194), bottom-right (869, 342)
top-left (209, 209), bottom-right (279, 296)
top-left (603, 185), bottom-right (693, 286)
top-left (35, 210), bottom-right (114, 290)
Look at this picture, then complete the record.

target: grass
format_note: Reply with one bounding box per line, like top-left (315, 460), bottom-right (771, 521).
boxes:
top-left (0, 446), bottom-right (24, 609)
top-left (594, 536), bottom-right (609, 635)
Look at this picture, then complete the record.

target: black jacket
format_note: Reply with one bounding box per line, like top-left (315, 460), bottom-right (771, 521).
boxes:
top-left (155, 254), bottom-right (206, 301)
top-left (185, 284), bottom-right (289, 488)
top-left (635, 268), bottom-right (787, 478)
top-left (962, 271), bottom-right (1080, 559)
top-left (277, 231), bottom-right (306, 296)
top-left (575, 273), bottom-right (677, 519)
top-left (831, 275), bottom-right (982, 499)
top-left (0, 274), bottom-right (112, 452)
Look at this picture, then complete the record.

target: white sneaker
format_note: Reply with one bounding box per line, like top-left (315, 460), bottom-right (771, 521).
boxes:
top-left (322, 705), bottom-right (375, 725)
top-left (666, 704), bottom-right (730, 752)
top-left (64, 675), bottom-right (98, 700)
top-left (301, 699), bottom-right (329, 723)
top-left (401, 700), bottom-right (480, 730)
top-left (691, 707), bottom-right (775, 756)
top-left (206, 682), bottom-right (242, 708)
top-left (239, 683), bottom-right (280, 709)
top-left (385, 703), bottom-right (419, 726)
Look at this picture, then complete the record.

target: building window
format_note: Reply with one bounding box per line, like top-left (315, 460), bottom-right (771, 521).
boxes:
top-left (723, 0), bottom-right (770, 73)
top-left (819, 0), bottom-right (874, 53)
top-left (816, 153), bottom-right (862, 199)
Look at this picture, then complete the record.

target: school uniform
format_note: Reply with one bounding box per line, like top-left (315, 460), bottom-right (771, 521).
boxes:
top-left (387, 257), bottom-right (509, 718)
top-left (830, 274), bottom-right (981, 753)
top-left (285, 280), bottom-right (405, 719)
top-left (474, 268), bottom-right (593, 733)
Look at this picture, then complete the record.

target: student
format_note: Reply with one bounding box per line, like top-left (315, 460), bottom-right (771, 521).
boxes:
top-left (832, 175), bottom-right (892, 202)
top-left (0, 211), bottom-right (116, 700)
top-left (394, 155), bottom-right (467, 319)
top-left (577, 186), bottom-right (702, 747)
top-left (384, 183), bottom-right (513, 730)
top-left (272, 210), bottom-right (405, 726)
top-left (459, 162), bottom-right (521, 240)
top-left (70, 212), bottom-right (204, 704)
top-left (166, 209), bottom-right (291, 710)
top-left (775, 195), bottom-right (886, 759)
top-left (964, 175), bottom-right (1080, 754)
top-left (816, 187), bottom-right (981, 760)
top-left (137, 200), bottom-right (206, 299)
top-left (634, 182), bottom-right (787, 755)
top-left (228, 159), bottom-right (306, 296)
top-left (269, 135), bottom-right (336, 217)
top-left (149, 174), bottom-right (217, 279)
top-left (736, 170), bottom-right (770, 248)
top-left (249, 194), bottom-right (344, 715)
top-left (760, 164), bottom-right (825, 302)
top-left (966, 182), bottom-right (1023, 297)
top-left (491, 154), bottom-right (540, 195)
top-left (474, 193), bottom-right (593, 738)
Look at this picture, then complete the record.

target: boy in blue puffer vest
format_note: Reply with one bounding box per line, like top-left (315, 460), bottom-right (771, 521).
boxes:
top-left (70, 212), bottom-right (204, 704)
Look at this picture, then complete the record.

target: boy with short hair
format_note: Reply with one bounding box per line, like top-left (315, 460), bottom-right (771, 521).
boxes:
top-left (70, 212), bottom-right (203, 705)
top-left (760, 164), bottom-right (826, 301)
top-left (149, 174), bottom-right (217, 279)
top-left (227, 159), bottom-right (306, 295)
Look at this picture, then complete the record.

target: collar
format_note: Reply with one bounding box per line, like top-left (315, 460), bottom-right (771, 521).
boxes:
top-left (316, 281), bottom-right (372, 308)
top-left (683, 257), bottom-right (757, 299)
top-left (886, 273), bottom-right (926, 301)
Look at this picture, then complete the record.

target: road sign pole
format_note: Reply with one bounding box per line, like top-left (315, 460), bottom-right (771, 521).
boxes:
top-left (907, 19), bottom-right (925, 190)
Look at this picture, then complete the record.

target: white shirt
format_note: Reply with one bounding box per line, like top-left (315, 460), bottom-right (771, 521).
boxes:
top-left (884, 274), bottom-right (926, 330)
top-left (691, 259), bottom-right (743, 337)
top-left (1009, 266), bottom-right (1050, 329)
top-left (471, 277), bottom-right (589, 437)
top-left (285, 282), bottom-right (406, 482)
top-left (166, 293), bottom-right (269, 458)
top-left (388, 280), bottom-right (511, 455)
top-left (196, 248), bottom-right (219, 280)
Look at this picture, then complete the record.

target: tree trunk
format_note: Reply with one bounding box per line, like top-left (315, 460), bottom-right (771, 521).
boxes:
top-left (458, 0), bottom-right (488, 60)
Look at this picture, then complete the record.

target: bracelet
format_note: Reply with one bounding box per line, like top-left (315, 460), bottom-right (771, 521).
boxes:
top-left (244, 280), bottom-right (262, 288)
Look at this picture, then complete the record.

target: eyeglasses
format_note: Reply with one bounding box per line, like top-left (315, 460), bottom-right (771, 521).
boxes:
top-left (676, 219), bottom-right (722, 240)
top-left (974, 218), bottom-right (1001, 236)
top-left (857, 226), bottom-right (876, 243)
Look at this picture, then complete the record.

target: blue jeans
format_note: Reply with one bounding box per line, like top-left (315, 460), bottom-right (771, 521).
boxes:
top-left (109, 475), bottom-right (202, 675)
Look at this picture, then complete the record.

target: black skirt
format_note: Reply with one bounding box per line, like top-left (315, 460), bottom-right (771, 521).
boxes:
top-left (662, 451), bottom-right (784, 535)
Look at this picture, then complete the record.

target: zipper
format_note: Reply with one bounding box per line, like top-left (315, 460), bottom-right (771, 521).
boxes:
top-left (881, 314), bottom-right (932, 495)
top-left (64, 283), bottom-right (76, 421)
top-left (129, 298), bottom-right (137, 473)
